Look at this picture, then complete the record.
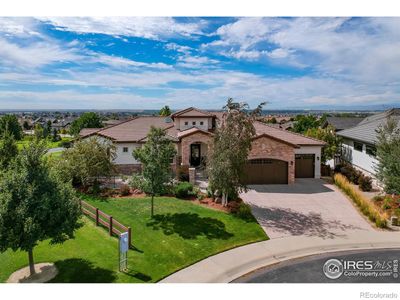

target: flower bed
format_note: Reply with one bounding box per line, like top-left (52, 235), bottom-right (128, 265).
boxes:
top-left (334, 173), bottom-right (388, 228)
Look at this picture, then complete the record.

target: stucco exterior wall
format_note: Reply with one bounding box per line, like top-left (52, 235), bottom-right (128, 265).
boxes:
top-left (249, 136), bottom-right (295, 184)
top-left (114, 142), bottom-right (140, 165)
top-left (294, 146), bottom-right (322, 178)
top-left (178, 117), bottom-right (210, 131)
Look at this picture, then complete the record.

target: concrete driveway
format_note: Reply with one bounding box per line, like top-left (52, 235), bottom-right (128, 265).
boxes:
top-left (241, 179), bottom-right (373, 239)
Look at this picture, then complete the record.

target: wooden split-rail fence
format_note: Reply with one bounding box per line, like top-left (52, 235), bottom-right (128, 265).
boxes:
top-left (81, 200), bottom-right (132, 248)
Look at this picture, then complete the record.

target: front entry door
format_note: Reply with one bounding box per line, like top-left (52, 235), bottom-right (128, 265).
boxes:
top-left (190, 144), bottom-right (201, 167)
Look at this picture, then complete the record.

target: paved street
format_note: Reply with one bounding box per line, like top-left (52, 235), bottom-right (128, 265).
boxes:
top-left (233, 249), bottom-right (400, 283)
top-left (241, 179), bottom-right (372, 239)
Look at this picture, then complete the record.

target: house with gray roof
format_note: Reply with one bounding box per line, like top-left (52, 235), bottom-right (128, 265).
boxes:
top-left (79, 107), bottom-right (325, 184)
top-left (323, 116), bottom-right (363, 132)
top-left (337, 108), bottom-right (400, 176)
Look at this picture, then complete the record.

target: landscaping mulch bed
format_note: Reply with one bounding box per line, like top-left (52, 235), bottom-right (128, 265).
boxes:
top-left (192, 197), bottom-right (242, 213)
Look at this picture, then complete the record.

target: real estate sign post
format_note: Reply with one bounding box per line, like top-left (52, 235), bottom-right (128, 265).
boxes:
top-left (119, 232), bottom-right (129, 272)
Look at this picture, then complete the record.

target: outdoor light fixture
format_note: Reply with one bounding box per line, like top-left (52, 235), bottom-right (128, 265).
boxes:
top-left (317, 156), bottom-right (320, 161)
top-left (290, 161), bottom-right (293, 166)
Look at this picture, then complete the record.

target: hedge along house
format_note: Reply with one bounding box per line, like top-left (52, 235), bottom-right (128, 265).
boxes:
top-left (79, 107), bottom-right (325, 184)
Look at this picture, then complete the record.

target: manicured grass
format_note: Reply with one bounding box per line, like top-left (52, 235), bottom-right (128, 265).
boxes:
top-left (0, 196), bottom-right (267, 283)
top-left (16, 136), bottom-right (72, 151)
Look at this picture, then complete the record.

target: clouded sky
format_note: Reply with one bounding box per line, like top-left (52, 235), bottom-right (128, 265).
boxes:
top-left (0, 17), bottom-right (399, 110)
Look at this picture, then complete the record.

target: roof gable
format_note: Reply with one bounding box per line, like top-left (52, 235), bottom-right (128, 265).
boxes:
top-left (171, 107), bottom-right (213, 118)
top-left (253, 121), bottom-right (326, 146)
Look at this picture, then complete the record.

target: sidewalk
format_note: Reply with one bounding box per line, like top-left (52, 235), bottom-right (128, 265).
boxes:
top-left (160, 231), bottom-right (400, 283)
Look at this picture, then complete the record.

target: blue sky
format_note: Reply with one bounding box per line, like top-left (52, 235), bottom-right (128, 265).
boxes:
top-left (0, 17), bottom-right (399, 110)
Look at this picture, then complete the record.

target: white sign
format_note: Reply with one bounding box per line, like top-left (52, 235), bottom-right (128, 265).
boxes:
top-left (120, 232), bottom-right (129, 253)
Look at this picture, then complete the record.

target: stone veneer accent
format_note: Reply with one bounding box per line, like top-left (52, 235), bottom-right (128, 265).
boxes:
top-left (180, 132), bottom-right (212, 166)
top-left (248, 136), bottom-right (296, 184)
top-left (188, 167), bottom-right (196, 184)
top-left (115, 164), bottom-right (142, 175)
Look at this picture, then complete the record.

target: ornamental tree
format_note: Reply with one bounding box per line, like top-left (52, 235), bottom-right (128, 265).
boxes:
top-left (159, 105), bottom-right (172, 117)
top-left (0, 141), bottom-right (81, 276)
top-left (305, 125), bottom-right (341, 164)
top-left (132, 126), bottom-right (176, 217)
top-left (70, 112), bottom-right (103, 136)
top-left (375, 117), bottom-right (400, 194)
top-left (207, 98), bottom-right (265, 206)
top-left (59, 137), bottom-right (116, 187)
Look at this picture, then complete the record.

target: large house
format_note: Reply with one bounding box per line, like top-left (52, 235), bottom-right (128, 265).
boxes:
top-left (337, 108), bottom-right (400, 176)
top-left (79, 107), bottom-right (325, 184)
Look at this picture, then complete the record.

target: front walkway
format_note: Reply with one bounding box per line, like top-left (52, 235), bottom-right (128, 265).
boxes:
top-left (160, 231), bottom-right (400, 283)
top-left (241, 179), bottom-right (372, 239)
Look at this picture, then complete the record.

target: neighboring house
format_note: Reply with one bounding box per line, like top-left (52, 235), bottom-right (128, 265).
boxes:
top-left (323, 117), bottom-right (363, 132)
top-left (337, 108), bottom-right (400, 176)
top-left (79, 107), bottom-right (325, 184)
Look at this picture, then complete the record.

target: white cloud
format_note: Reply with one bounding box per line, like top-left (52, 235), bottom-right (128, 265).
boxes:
top-left (93, 53), bottom-right (173, 70)
top-left (206, 17), bottom-right (400, 84)
top-left (37, 17), bottom-right (206, 40)
top-left (176, 55), bottom-right (219, 69)
top-left (0, 17), bottom-right (41, 36)
top-left (0, 38), bottom-right (82, 68)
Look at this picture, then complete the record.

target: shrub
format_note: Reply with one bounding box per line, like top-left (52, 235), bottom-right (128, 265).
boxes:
top-left (394, 208), bottom-right (400, 217)
top-left (359, 175), bottom-right (373, 192)
top-left (334, 173), bottom-right (387, 228)
top-left (176, 166), bottom-right (189, 182)
top-left (197, 193), bottom-right (205, 201)
top-left (174, 181), bottom-right (193, 199)
top-left (87, 181), bottom-right (101, 195)
top-left (373, 195), bottom-right (384, 202)
top-left (339, 163), bottom-right (362, 185)
top-left (235, 203), bottom-right (254, 221)
top-left (382, 197), bottom-right (393, 210)
top-left (119, 184), bottom-right (131, 196)
top-left (59, 140), bottom-right (72, 148)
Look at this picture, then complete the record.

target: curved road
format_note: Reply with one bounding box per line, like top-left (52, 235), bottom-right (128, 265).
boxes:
top-left (233, 249), bottom-right (400, 283)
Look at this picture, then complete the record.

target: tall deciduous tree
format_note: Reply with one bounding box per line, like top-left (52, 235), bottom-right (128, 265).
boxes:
top-left (0, 130), bottom-right (18, 170)
top-left (375, 117), bottom-right (400, 194)
top-left (0, 141), bottom-right (81, 276)
top-left (59, 137), bottom-right (116, 187)
top-left (159, 105), bottom-right (172, 117)
top-left (0, 114), bottom-right (23, 140)
top-left (70, 112), bottom-right (103, 136)
top-left (132, 126), bottom-right (176, 217)
top-left (305, 125), bottom-right (341, 164)
top-left (292, 114), bottom-right (326, 134)
top-left (207, 98), bottom-right (264, 206)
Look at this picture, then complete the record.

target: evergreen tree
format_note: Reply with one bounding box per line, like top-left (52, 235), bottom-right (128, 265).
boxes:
top-left (375, 118), bottom-right (400, 194)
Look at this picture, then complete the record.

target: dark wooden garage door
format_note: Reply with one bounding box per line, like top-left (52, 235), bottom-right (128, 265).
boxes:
top-left (295, 154), bottom-right (315, 178)
top-left (243, 159), bottom-right (288, 184)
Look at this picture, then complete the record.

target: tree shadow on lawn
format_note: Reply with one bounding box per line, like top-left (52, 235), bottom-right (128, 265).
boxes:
top-left (50, 258), bottom-right (117, 283)
top-left (146, 212), bottom-right (234, 240)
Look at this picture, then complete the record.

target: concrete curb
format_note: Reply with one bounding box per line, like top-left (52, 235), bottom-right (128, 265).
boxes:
top-left (160, 231), bottom-right (400, 283)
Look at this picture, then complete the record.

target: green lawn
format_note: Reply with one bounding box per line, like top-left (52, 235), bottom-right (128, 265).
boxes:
top-left (0, 196), bottom-right (267, 283)
top-left (16, 136), bottom-right (72, 151)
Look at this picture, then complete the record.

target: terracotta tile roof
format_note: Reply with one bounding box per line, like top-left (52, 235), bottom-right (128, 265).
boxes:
top-left (91, 116), bottom-right (172, 142)
top-left (79, 128), bottom-right (102, 137)
top-left (79, 109), bottom-right (325, 147)
top-left (253, 121), bottom-right (326, 146)
top-left (177, 127), bottom-right (213, 138)
top-left (171, 107), bottom-right (214, 118)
